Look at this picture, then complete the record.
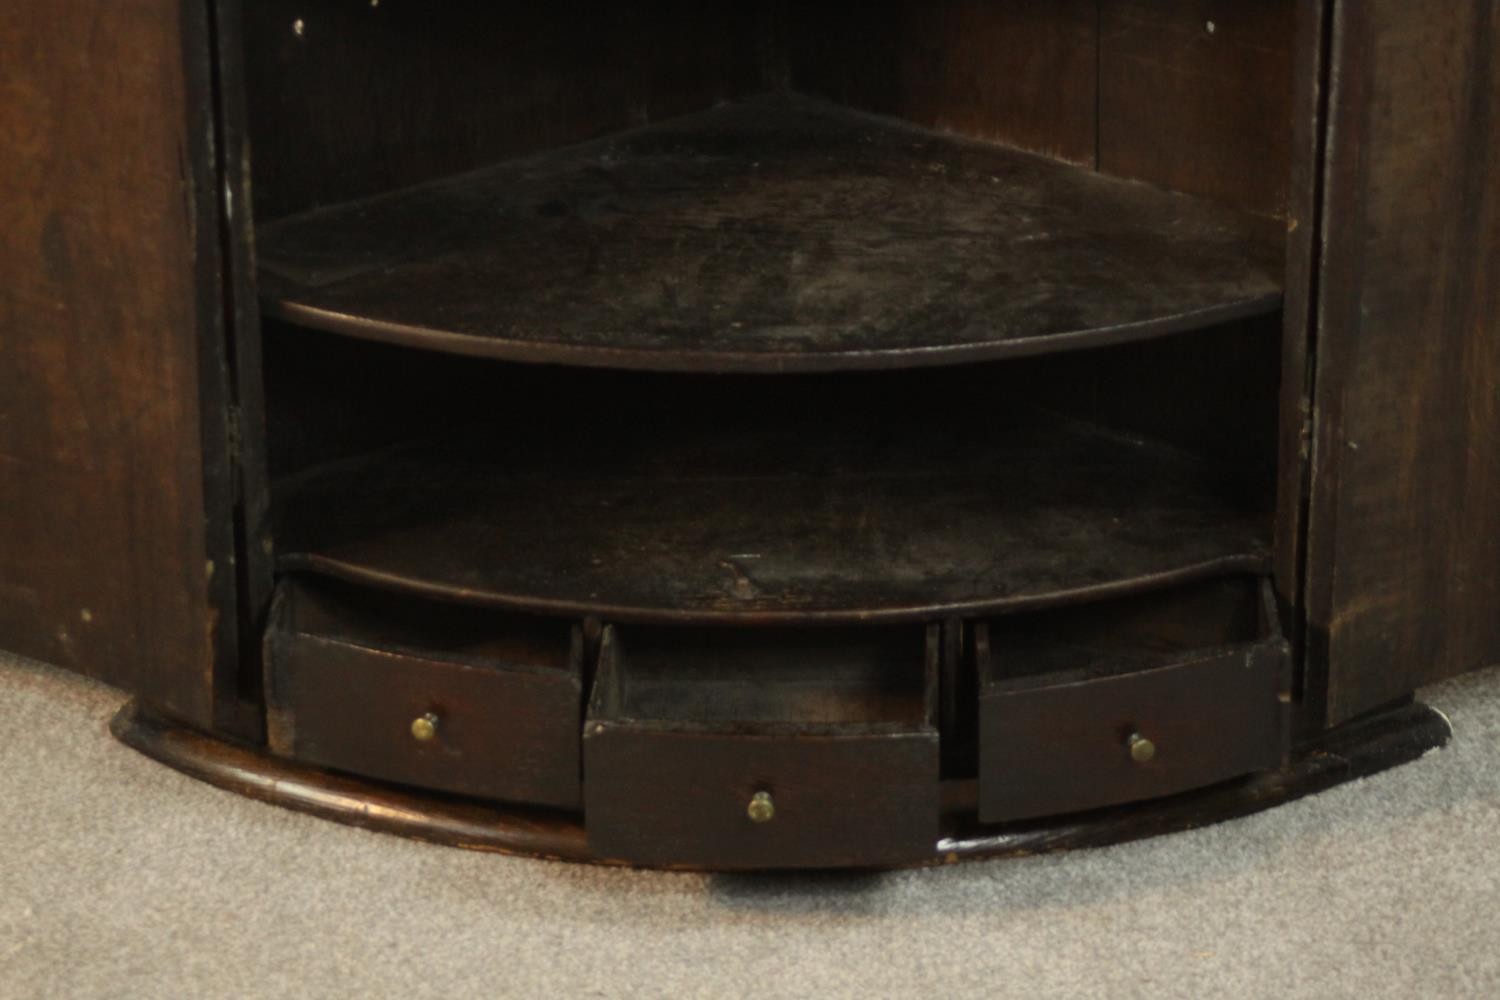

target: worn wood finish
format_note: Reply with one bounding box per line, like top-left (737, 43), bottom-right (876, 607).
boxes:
top-left (1273, 0), bottom-right (1333, 661)
top-left (211, 0), bottom-right (276, 730)
top-left (1306, 0), bottom-right (1500, 724)
top-left (243, 0), bottom-right (767, 221)
top-left (112, 702), bottom-right (595, 862)
top-left (1098, 0), bottom-right (1297, 220)
top-left (785, 0), bottom-right (1099, 166)
top-left (944, 698), bottom-right (1449, 862)
top-left (977, 577), bottom-right (1291, 822)
top-left (273, 389), bottom-right (1272, 624)
top-left (0, 0), bottom-right (242, 729)
top-left (264, 580), bottom-right (583, 809)
top-left (111, 698), bottom-right (1451, 870)
top-left (257, 96), bottom-right (1283, 374)
top-left (584, 624), bottom-right (939, 869)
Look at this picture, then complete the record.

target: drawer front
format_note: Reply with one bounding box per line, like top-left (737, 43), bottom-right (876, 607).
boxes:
top-left (979, 641), bottom-right (1289, 822)
top-left (264, 588), bottom-right (582, 809)
top-left (585, 726), bottom-right (938, 869)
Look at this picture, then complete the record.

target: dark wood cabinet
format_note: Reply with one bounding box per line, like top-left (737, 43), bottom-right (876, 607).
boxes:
top-left (3, 0), bottom-right (1495, 870)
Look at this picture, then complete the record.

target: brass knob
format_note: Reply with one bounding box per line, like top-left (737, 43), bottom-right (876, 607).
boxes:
top-left (747, 791), bottom-right (775, 824)
top-left (410, 712), bottom-right (440, 742)
top-left (1127, 732), bottom-right (1156, 763)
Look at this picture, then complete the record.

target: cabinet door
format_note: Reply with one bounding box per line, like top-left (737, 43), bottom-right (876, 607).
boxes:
top-left (1306, 0), bottom-right (1500, 723)
top-left (0, 0), bottom-right (248, 732)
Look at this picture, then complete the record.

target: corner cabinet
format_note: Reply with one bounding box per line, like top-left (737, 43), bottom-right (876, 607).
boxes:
top-left (3, 0), bottom-right (1495, 870)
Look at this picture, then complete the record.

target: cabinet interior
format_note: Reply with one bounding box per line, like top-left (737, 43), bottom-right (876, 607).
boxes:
top-left (239, 0), bottom-right (1299, 789)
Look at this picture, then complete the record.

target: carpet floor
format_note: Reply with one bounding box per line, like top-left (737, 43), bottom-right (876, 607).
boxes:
top-left (2, 652), bottom-right (1497, 1000)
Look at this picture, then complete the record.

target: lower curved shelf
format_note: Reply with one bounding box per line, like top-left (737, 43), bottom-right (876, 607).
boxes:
top-left (112, 699), bottom-right (1451, 871)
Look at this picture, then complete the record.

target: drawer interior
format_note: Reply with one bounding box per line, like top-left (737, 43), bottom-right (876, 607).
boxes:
top-left (279, 577), bottom-right (581, 677)
top-left (590, 623), bottom-right (939, 732)
top-left (981, 575), bottom-right (1278, 688)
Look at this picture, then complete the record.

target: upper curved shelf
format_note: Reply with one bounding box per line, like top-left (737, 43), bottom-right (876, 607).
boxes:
top-left (256, 95), bottom-right (1284, 374)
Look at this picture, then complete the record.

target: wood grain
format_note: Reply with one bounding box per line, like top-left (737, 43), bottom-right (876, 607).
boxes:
top-left (1306, 0), bottom-right (1500, 723)
top-left (0, 0), bottom-right (238, 728)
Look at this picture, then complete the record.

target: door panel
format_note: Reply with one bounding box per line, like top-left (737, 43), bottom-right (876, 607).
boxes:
top-left (0, 0), bottom-right (239, 730)
top-left (1307, 0), bottom-right (1500, 723)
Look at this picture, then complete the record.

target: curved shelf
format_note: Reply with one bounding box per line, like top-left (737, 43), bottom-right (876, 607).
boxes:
top-left (257, 95), bottom-right (1284, 374)
top-left (272, 408), bottom-right (1273, 625)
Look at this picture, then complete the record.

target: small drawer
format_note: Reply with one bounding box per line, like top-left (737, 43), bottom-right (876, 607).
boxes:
top-left (264, 579), bottom-right (583, 809)
top-left (584, 624), bottom-right (940, 869)
top-left (977, 577), bottom-right (1291, 823)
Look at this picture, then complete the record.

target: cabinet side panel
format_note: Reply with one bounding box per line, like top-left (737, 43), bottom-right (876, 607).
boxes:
top-left (1307, 0), bottom-right (1500, 723)
top-left (0, 0), bottom-right (232, 727)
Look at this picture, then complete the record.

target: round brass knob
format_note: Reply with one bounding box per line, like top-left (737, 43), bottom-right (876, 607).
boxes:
top-left (747, 791), bottom-right (775, 824)
top-left (1127, 732), bottom-right (1156, 764)
top-left (410, 712), bottom-right (440, 742)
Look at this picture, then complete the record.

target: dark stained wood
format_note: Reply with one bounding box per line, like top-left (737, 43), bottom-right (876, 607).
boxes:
top-left (0, 0), bottom-right (242, 729)
top-left (1031, 313), bottom-right (1284, 491)
top-left (977, 577), bottom-right (1291, 822)
top-left (583, 624), bottom-right (940, 869)
top-left (264, 579), bottom-right (583, 809)
top-left (111, 697), bottom-right (1452, 871)
top-left (213, 0), bottom-right (276, 732)
top-left (1273, 0), bottom-right (1334, 670)
top-left (257, 96), bottom-right (1284, 374)
top-left (243, 0), bottom-right (768, 221)
top-left (112, 701), bottom-right (596, 863)
top-left (1305, 0), bottom-right (1500, 724)
top-left (785, 0), bottom-right (1100, 166)
top-left (1098, 0), bottom-right (1298, 220)
top-left (272, 392), bottom-right (1273, 625)
top-left (944, 699), bottom-right (1449, 862)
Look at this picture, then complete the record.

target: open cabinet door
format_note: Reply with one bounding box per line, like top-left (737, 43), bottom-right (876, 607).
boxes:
top-left (0, 0), bottom-right (255, 735)
top-left (1305, 0), bottom-right (1500, 724)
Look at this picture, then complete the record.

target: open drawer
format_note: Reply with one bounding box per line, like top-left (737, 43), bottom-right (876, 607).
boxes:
top-left (977, 577), bottom-right (1292, 823)
top-left (584, 624), bottom-right (940, 869)
top-left (263, 579), bottom-right (584, 809)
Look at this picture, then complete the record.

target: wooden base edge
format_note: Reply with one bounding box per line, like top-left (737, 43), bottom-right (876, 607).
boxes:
top-left (111, 700), bottom-right (1451, 871)
top-left (110, 702), bottom-right (596, 864)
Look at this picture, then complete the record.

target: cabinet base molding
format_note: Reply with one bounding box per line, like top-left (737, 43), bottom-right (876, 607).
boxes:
top-left (111, 699), bottom-right (1451, 871)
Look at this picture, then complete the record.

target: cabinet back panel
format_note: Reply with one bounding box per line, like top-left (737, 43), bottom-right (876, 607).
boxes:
top-left (786, 0), bottom-right (1100, 166)
top-left (244, 0), bottom-right (769, 221)
top-left (788, 0), bottom-right (1297, 217)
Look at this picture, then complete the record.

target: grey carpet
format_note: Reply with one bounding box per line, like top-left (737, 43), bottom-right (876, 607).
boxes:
top-left (2, 652), bottom-right (1497, 1000)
